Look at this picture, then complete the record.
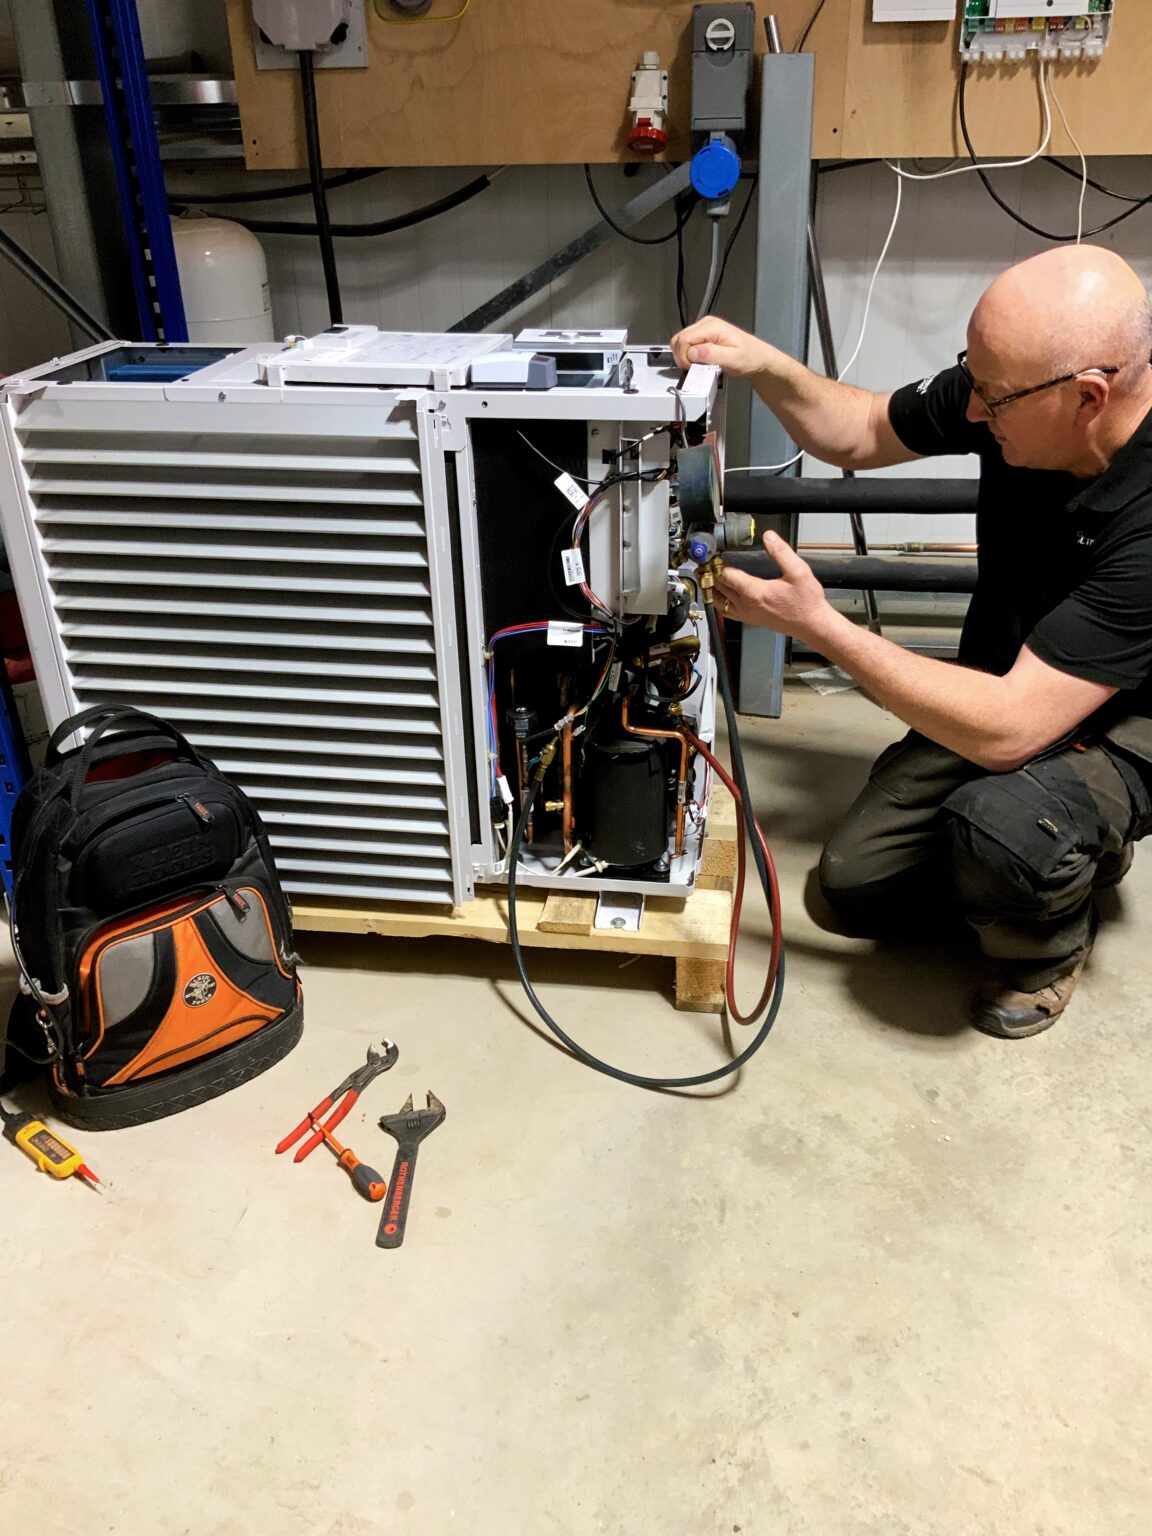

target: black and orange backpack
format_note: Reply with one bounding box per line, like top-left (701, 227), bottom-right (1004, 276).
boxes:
top-left (6, 704), bottom-right (302, 1129)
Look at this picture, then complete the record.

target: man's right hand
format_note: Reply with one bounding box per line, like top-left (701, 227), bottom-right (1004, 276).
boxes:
top-left (669, 316), bottom-right (774, 379)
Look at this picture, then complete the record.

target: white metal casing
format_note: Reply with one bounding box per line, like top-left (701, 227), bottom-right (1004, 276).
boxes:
top-left (0, 332), bottom-right (720, 906)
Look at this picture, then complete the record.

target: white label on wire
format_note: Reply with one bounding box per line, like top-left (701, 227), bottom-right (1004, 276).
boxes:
top-left (555, 472), bottom-right (590, 510)
top-left (561, 548), bottom-right (586, 586)
top-left (547, 621), bottom-right (585, 649)
top-left (608, 660), bottom-right (623, 691)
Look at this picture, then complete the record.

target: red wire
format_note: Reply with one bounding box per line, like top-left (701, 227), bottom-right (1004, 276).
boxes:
top-left (682, 729), bottom-right (783, 1026)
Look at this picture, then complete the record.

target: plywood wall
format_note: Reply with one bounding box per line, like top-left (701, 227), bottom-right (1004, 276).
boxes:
top-left (225, 0), bottom-right (817, 167)
top-left (226, 0), bottom-right (1152, 168)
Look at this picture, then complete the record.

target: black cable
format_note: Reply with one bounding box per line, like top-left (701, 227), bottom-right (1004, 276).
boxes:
top-left (708, 173), bottom-right (758, 312)
top-left (168, 168), bottom-right (386, 208)
top-left (583, 164), bottom-right (695, 246)
top-left (226, 174), bottom-right (496, 237)
top-left (794, 0), bottom-right (830, 52)
top-left (297, 49), bottom-right (342, 324)
top-left (1042, 157), bottom-right (1149, 205)
top-left (958, 63), bottom-right (1152, 242)
top-left (674, 196), bottom-right (690, 326)
top-left (504, 602), bottom-right (784, 1091)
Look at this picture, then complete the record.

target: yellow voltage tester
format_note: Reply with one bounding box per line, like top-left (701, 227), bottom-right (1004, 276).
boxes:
top-left (0, 1101), bottom-right (102, 1190)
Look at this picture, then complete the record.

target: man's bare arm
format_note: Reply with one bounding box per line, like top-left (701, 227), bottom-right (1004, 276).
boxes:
top-left (670, 316), bottom-right (921, 472)
top-left (718, 534), bottom-right (1116, 771)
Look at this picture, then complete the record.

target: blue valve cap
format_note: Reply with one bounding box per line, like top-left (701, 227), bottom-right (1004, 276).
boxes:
top-left (690, 140), bottom-right (741, 202)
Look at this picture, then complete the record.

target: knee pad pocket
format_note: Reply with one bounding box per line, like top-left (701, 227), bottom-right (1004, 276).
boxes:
top-left (944, 759), bottom-right (1108, 883)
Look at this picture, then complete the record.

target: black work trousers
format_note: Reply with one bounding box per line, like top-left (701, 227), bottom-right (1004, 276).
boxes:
top-left (818, 730), bottom-right (1152, 991)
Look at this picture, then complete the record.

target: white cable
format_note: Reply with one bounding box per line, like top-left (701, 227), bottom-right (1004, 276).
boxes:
top-left (884, 59), bottom-right (1052, 182)
top-left (1047, 67), bottom-right (1087, 245)
top-left (832, 168), bottom-right (903, 383)
top-left (695, 214), bottom-right (724, 321)
top-left (725, 166), bottom-right (904, 474)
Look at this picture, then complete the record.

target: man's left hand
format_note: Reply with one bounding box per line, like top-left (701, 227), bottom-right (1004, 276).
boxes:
top-left (714, 531), bottom-right (833, 645)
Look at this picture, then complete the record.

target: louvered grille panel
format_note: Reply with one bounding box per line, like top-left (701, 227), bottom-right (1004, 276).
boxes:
top-left (19, 411), bottom-right (462, 904)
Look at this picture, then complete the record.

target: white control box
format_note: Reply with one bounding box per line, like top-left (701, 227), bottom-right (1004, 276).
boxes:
top-left (960, 1), bottom-right (1114, 61)
top-left (872, 1), bottom-right (953, 18)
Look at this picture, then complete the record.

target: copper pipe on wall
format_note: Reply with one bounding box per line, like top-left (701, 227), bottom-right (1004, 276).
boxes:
top-left (619, 694), bottom-right (689, 856)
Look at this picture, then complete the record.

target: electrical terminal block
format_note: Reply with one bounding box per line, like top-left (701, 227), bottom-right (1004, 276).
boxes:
top-left (959, 2), bottom-right (1114, 64)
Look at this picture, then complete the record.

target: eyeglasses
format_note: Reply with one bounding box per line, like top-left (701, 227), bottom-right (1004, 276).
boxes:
top-left (957, 351), bottom-right (1120, 416)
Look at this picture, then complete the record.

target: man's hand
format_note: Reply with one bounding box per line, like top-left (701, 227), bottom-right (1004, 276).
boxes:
top-left (670, 316), bottom-right (775, 379)
top-left (714, 531), bottom-right (833, 646)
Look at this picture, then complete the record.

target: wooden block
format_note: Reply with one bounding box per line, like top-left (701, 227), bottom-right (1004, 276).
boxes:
top-left (696, 843), bottom-right (738, 893)
top-left (695, 780), bottom-right (738, 892)
top-left (706, 781), bottom-right (738, 842)
top-left (674, 957), bottom-right (727, 1016)
top-left (537, 892), bottom-right (598, 936)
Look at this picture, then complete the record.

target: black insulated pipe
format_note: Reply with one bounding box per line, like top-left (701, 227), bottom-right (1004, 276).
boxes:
top-left (297, 49), bottom-right (342, 326)
top-left (726, 550), bottom-right (978, 595)
top-left (0, 227), bottom-right (114, 343)
top-left (723, 476), bottom-right (980, 516)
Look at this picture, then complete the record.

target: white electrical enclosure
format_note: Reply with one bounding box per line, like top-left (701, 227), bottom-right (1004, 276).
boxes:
top-left (0, 332), bottom-right (721, 908)
top-left (871, 1), bottom-right (954, 20)
top-left (959, 1), bottom-right (1113, 61)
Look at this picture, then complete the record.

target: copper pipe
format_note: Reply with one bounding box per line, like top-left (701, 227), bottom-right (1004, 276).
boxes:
top-left (562, 722), bottom-right (574, 851)
top-left (800, 542), bottom-right (977, 553)
top-left (620, 693), bottom-right (689, 857)
top-left (560, 677), bottom-right (574, 852)
top-left (515, 741), bottom-right (533, 844)
top-left (510, 668), bottom-right (532, 845)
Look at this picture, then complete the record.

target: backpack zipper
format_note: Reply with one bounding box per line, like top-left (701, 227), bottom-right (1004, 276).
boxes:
top-left (178, 794), bottom-right (216, 827)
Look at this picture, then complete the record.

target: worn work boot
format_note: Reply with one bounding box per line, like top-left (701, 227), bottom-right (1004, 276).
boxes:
top-left (1093, 842), bottom-right (1135, 890)
top-left (970, 953), bottom-right (1089, 1040)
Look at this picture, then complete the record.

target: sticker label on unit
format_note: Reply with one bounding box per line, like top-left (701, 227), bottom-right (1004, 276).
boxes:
top-left (547, 621), bottom-right (585, 648)
top-left (608, 660), bottom-right (623, 691)
top-left (561, 548), bottom-right (586, 586)
top-left (554, 472), bottom-right (590, 510)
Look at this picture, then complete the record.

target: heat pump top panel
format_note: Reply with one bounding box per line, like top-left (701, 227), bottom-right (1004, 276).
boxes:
top-left (259, 325), bottom-right (513, 387)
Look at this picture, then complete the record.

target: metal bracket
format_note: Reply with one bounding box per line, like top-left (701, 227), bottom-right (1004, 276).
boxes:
top-left (594, 892), bottom-right (645, 933)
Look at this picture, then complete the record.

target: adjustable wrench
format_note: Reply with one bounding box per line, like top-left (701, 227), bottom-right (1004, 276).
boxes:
top-left (376, 1091), bottom-right (445, 1249)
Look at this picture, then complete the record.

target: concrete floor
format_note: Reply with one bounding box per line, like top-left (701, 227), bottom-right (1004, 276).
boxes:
top-left (2, 679), bottom-right (1150, 1536)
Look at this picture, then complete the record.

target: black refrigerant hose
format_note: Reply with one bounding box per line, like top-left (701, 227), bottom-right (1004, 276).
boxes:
top-left (505, 601), bottom-right (785, 1091)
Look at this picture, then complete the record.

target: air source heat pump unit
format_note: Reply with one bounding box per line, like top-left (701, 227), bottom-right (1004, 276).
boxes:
top-left (0, 328), bottom-right (724, 909)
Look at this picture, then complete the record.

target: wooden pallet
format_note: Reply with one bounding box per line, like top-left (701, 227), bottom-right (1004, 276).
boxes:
top-left (291, 787), bottom-right (739, 1013)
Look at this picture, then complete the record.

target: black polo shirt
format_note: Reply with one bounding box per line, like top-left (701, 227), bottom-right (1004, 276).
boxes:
top-left (888, 365), bottom-right (1152, 756)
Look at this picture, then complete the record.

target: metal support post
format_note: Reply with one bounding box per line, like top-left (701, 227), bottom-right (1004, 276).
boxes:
top-left (736, 44), bottom-right (814, 716)
top-left (84, 0), bottom-right (187, 342)
top-left (9, 0), bottom-right (137, 342)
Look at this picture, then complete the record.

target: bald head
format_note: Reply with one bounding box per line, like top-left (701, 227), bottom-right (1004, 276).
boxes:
top-left (970, 246), bottom-right (1152, 393)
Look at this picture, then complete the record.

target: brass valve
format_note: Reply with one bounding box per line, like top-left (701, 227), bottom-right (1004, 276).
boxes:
top-left (698, 555), bottom-right (725, 605)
